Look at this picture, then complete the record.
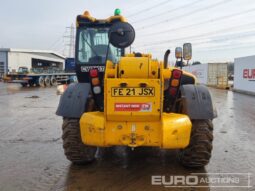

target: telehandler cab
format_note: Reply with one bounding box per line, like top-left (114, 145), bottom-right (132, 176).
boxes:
top-left (56, 9), bottom-right (216, 168)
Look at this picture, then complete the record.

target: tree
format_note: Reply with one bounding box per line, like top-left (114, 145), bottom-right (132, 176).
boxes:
top-left (227, 62), bottom-right (234, 74)
top-left (192, 61), bottom-right (202, 65)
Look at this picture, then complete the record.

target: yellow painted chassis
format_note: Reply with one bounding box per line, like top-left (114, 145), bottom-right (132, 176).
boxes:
top-left (80, 112), bottom-right (191, 149)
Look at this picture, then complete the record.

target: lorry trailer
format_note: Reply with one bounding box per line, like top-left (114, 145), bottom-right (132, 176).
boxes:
top-left (3, 71), bottom-right (76, 87)
top-left (3, 58), bottom-right (77, 87)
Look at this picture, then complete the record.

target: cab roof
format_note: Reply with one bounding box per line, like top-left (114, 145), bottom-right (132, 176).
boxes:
top-left (76, 11), bottom-right (127, 28)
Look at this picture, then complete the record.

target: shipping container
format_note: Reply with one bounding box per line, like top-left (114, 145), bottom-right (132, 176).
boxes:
top-left (234, 55), bottom-right (255, 95)
top-left (65, 58), bottom-right (75, 72)
top-left (183, 63), bottom-right (228, 88)
top-left (207, 63), bottom-right (228, 88)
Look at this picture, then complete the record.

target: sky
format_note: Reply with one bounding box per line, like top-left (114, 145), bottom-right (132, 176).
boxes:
top-left (1, 0), bottom-right (255, 63)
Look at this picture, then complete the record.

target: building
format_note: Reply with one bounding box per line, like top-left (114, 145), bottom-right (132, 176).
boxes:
top-left (234, 55), bottom-right (255, 95)
top-left (0, 48), bottom-right (65, 78)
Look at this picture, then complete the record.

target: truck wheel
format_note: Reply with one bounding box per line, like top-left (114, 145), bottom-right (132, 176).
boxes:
top-left (50, 76), bottom-right (57, 86)
top-left (21, 83), bottom-right (28, 87)
top-left (178, 120), bottom-right (213, 168)
top-left (29, 81), bottom-right (34, 87)
top-left (44, 76), bottom-right (51, 87)
top-left (38, 76), bottom-right (45, 87)
top-left (62, 118), bottom-right (97, 164)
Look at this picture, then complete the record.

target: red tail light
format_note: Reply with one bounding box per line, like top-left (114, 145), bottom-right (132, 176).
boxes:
top-left (169, 87), bottom-right (177, 96)
top-left (172, 69), bottom-right (182, 79)
top-left (90, 69), bottom-right (98, 78)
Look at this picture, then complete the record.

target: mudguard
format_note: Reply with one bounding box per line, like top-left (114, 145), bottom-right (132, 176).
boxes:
top-left (56, 83), bottom-right (91, 118)
top-left (180, 84), bottom-right (217, 120)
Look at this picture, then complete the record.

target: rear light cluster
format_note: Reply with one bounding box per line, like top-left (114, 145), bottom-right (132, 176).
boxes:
top-left (168, 69), bottom-right (182, 96)
top-left (89, 69), bottom-right (98, 78)
top-left (89, 68), bottom-right (101, 94)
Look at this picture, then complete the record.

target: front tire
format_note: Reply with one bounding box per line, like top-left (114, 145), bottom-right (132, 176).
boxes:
top-left (62, 118), bottom-right (97, 164)
top-left (178, 120), bottom-right (213, 168)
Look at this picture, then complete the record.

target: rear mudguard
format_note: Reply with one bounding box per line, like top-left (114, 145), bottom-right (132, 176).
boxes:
top-left (56, 83), bottom-right (91, 118)
top-left (180, 84), bottom-right (217, 120)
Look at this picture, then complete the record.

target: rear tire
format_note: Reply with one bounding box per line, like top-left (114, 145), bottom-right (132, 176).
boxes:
top-left (62, 118), bottom-right (97, 164)
top-left (178, 120), bottom-right (213, 168)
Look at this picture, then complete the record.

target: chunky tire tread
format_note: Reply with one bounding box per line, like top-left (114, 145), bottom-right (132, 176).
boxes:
top-left (178, 120), bottom-right (213, 168)
top-left (62, 118), bottom-right (97, 164)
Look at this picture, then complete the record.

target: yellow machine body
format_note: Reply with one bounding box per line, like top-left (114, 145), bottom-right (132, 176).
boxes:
top-left (80, 54), bottom-right (193, 149)
top-left (80, 112), bottom-right (191, 148)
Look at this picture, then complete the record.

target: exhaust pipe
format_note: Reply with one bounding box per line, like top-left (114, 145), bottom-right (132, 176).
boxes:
top-left (164, 49), bottom-right (170, 69)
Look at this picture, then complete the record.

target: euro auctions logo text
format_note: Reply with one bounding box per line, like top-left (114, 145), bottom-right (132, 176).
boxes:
top-left (243, 69), bottom-right (255, 81)
top-left (151, 173), bottom-right (251, 188)
top-left (152, 175), bottom-right (200, 187)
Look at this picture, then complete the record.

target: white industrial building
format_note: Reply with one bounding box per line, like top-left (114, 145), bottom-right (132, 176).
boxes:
top-left (0, 48), bottom-right (65, 78)
top-left (234, 55), bottom-right (255, 95)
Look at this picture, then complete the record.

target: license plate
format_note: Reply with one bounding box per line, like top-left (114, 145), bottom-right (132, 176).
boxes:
top-left (111, 87), bottom-right (155, 97)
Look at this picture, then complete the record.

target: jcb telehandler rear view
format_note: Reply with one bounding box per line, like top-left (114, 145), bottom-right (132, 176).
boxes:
top-left (56, 9), bottom-right (216, 168)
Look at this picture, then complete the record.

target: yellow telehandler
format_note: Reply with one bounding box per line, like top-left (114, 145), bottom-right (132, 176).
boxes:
top-left (56, 9), bottom-right (216, 168)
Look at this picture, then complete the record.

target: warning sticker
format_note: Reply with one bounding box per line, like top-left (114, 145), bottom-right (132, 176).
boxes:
top-left (115, 103), bottom-right (152, 112)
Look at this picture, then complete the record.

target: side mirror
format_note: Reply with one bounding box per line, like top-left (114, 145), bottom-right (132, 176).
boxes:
top-left (109, 22), bottom-right (135, 48)
top-left (175, 47), bottom-right (183, 59)
top-left (183, 43), bottom-right (192, 60)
